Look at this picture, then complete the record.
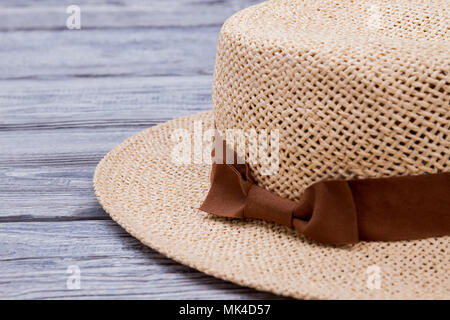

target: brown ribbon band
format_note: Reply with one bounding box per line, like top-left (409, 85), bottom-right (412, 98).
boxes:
top-left (200, 144), bottom-right (450, 245)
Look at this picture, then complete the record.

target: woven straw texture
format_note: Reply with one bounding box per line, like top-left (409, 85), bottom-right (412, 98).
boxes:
top-left (213, 0), bottom-right (450, 200)
top-left (94, 112), bottom-right (449, 299)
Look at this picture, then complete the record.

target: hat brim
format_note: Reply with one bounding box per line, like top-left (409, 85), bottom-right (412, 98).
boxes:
top-left (93, 111), bottom-right (449, 299)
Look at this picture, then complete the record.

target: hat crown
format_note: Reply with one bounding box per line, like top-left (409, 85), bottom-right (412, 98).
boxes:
top-left (213, 0), bottom-right (450, 200)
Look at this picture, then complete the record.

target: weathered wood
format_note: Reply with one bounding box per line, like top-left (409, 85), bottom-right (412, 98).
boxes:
top-left (0, 0), bottom-right (261, 31)
top-left (0, 76), bottom-right (212, 220)
top-left (0, 0), bottom-right (280, 299)
top-left (0, 27), bottom-right (220, 80)
top-left (0, 220), bottom-right (283, 299)
top-left (0, 76), bottom-right (212, 127)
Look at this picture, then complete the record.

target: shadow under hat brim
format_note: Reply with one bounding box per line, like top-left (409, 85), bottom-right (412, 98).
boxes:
top-left (93, 111), bottom-right (450, 300)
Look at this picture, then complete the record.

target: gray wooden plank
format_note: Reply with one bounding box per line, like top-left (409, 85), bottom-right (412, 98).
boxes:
top-left (0, 127), bottom-right (149, 220)
top-left (0, 220), bottom-right (284, 299)
top-left (0, 76), bottom-right (212, 220)
top-left (0, 164), bottom-right (103, 221)
top-left (0, 27), bottom-right (219, 80)
top-left (0, 0), bottom-right (272, 300)
top-left (0, 0), bottom-right (261, 31)
top-left (0, 76), bottom-right (212, 126)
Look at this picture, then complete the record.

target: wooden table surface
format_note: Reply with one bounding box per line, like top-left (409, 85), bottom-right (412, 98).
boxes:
top-left (0, 0), bottom-right (284, 299)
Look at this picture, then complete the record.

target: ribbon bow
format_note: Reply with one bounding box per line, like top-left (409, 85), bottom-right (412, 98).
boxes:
top-left (200, 161), bottom-right (359, 245)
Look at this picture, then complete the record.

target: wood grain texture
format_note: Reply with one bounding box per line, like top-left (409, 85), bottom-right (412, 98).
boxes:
top-left (0, 221), bottom-right (283, 299)
top-left (0, 77), bottom-right (211, 221)
top-left (0, 0), bottom-right (282, 299)
top-left (0, 28), bottom-right (220, 80)
top-left (0, 76), bottom-right (212, 127)
top-left (0, 0), bottom-right (261, 31)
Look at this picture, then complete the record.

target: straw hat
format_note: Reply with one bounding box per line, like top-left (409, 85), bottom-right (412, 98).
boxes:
top-left (94, 0), bottom-right (450, 299)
